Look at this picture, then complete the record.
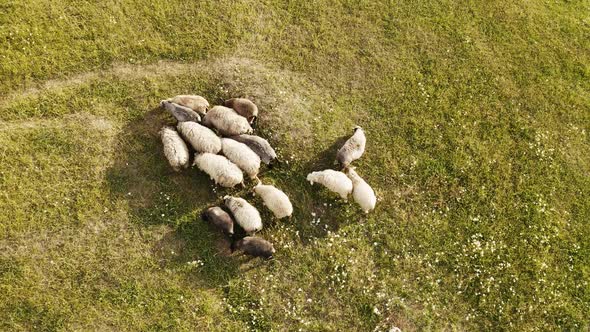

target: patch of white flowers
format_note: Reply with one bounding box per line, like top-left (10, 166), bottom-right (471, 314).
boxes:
top-left (186, 259), bottom-right (205, 270)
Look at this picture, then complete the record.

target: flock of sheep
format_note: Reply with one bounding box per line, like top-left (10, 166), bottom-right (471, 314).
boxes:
top-left (158, 94), bottom-right (376, 259)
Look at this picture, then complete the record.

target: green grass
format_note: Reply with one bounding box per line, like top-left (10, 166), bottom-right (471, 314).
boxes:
top-left (0, 0), bottom-right (589, 330)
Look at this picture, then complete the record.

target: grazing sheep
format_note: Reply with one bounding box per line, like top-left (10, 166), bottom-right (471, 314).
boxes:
top-left (336, 126), bottom-right (366, 168)
top-left (202, 206), bottom-right (235, 235)
top-left (254, 181), bottom-right (293, 219)
top-left (231, 236), bottom-right (275, 259)
top-left (167, 95), bottom-right (209, 116)
top-left (160, 100), bottom-right (201, 122)
top-left (193, 153), bottom-right (243, 188)
top-left (306, 169), bottom-right (353, 201)
top-left (177, 122), bottom-right (221, 154)
top-left (346, 167), bottom-right (376, 213)
top-left (229, 134), bottom-right (277, 165)
top-left (223, 98), bottom-right (258, 124)
top-left (159, 126), bottom-right (190, 172)
top-left (224, 196), bottom-right (262, 234)
top-left (202, 106), bottom-right (253, 136)
top-left (221, 138), bottom-right (261, 179)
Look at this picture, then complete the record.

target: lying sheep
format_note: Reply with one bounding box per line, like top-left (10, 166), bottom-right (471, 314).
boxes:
top-left (177, 122), bottom-right (221, 154)
top-left (167, 95), bottom-right (209, 116)
top-left (229, 134), bottom-right (277, 165)
top-left (193, 153), bottom-right (243, 188)
top-left (202, 106), bottom-right (253, 136)
top-left (231, 236), bottom-right (275, 259)
top-left (346, 167), bottom-right (376, 213)
top-left (221, 138), bottom-right (261, 179)
top-left (224, 196), bottom-right (262, 234)
top-left (223, 98), bottom-right (258, 124)
top-left (202, 206), bottom-right (235, 235)
top-left (254, 181), bottom-right (293, 219)
top-left (336, 126), bottom-right (366, 168)
top-left (160, 100), bottom-right (201, 122)
top-left (307, 169), bottom-right (353, 201)
top-left (159, 126), bottom-right (190, 172)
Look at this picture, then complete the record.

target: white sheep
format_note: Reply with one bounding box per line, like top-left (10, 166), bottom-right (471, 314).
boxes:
top-left (336, 126), bottom-right (366, 168)
top-left (221, 138), bottom-right (261, 179)
top-left (167, 95), bottom-right (209, 116)
top-left (159, 126), bottom-right (190, 172)
top-left (223, 98), bottom-right (258, 124)
top-left (224, 196), bottom-right (262, 234)
top-left (160, 100), bottom-right (201, 122)
top-left (229, 134), bottom-right (277, 165)
top-left (177, 121), bottom-right (221, 154)
top-left (346, 167), bottom-right (376, 213)
top-left (193, 153), bottom-right (243, 188)
top-left (254, 181), bottom-right (293, 219)
top-left (202, 106), bottom-right (253, 136)
top-left (306, 169), bottom-right (353, 201)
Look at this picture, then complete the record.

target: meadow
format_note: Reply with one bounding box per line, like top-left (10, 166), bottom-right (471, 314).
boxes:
top-left (0, 0), bottom-right (588, 330)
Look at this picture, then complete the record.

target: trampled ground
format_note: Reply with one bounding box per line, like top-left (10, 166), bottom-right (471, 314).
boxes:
top-left (0, 1), bottom-right (589, 330)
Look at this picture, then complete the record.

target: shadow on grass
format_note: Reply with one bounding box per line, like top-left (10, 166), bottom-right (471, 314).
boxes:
top-left (104, 105), bottom-right (354, 285)
top-left (105, 107), bottom-right (245, 287)
top-left (304, 135), bottom-right (349, 171)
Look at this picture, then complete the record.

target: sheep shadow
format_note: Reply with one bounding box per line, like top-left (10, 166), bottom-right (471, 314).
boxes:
top-left (105, 107), bottom-right (247, 287)
top-left (304, 135), bottom-right (349, 171)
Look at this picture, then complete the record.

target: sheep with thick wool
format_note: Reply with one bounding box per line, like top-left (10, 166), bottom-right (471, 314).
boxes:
top-left (229, 134), bottom-right (277, 165)
top-left (346, 167), bottom-right (376, 213)
top-left (254, 181), bottom-right (293, 219)
top-left (167, 95), bottom-right (209, 116)
top-left (202, 106), bottom-right (253, 136)
top-left (193, 153), bottom-right (243, 188)
top-left (221, 138), bottom-right (261, 179)
top-left (307, 169), bottom-right (353, 201)
top-left (177, 122), bottom-right (221, 154)
top-left (223, 98), bottom-right (258, 124)
top-left (224, 196), bottom-right (262, 234)
top-left (336, 126), bottom-right (366, 168)
top-left (159, 126), bottom-right (190, 172)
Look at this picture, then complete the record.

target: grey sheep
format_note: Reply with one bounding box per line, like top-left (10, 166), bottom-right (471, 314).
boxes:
top-left (229, 134), bottom-right (277, 165)
top-left (160, 100), bottom-right (201, 122)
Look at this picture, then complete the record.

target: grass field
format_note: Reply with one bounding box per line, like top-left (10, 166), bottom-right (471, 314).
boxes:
top-left (1, 0), bottom-right (589, 330)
